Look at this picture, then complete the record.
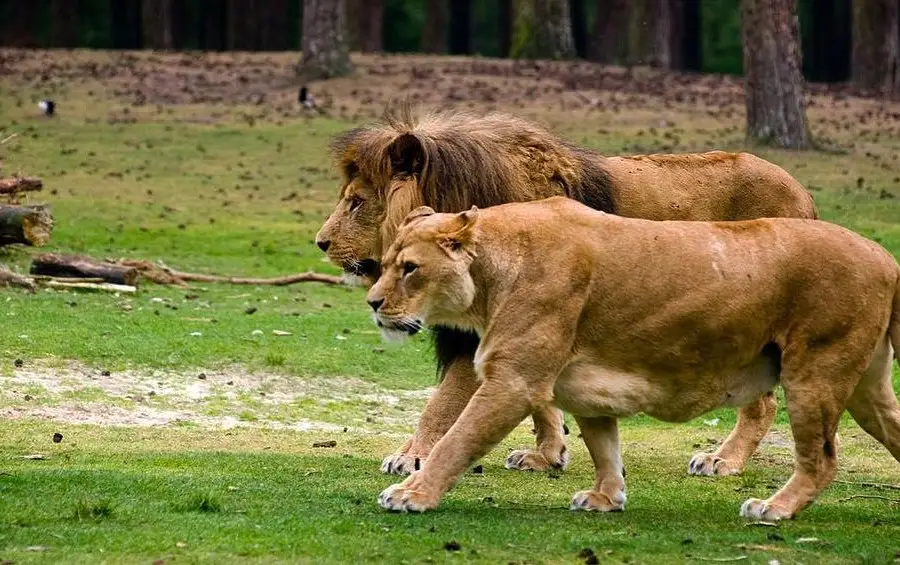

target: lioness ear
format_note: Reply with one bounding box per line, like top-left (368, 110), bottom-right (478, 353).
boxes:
top-left (388, 133), bottom-right (425, 178)
top-left (439, 206), bottom-right (479, 255)
top-left (402, 206), bottom-right (435, 226)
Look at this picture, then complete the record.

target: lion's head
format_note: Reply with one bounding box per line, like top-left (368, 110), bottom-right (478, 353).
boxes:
top-left (366, 206), bottom-right (479, 341)
top-left (315, 105), bottom-right (590, 286)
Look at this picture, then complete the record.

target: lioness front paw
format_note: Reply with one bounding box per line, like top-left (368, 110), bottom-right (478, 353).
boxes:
top-left (381, 453), bottom-right (422, 476)
top-left (739, 498), bottom-right (793, 521)
top-left (570, 489), bottom-right (626, 512)
top-left (687, 452), bottom-right (742, 476)
top-left (505, 447), bottom-right (570, 472)
top-left (377, 483), bottom-right (437, 513)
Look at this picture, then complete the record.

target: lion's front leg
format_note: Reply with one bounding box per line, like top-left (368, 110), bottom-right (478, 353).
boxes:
top-left (378, 377), bottom-right (535, 512)
top-left (570, 415), bottom-right (626, 512)
top-left (506, 405), bottom-right (570, 472)
top-left (382, 353), bottom-right (481, 475)
top-left (688, 391), bottom-right (777, 477)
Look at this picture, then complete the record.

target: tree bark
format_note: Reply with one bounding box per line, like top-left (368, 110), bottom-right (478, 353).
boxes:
top-left (421, 0), bottom-right (449, 53)
top-left (628, 0), bottom-right (671, 67)
top-left (348, 0), bottom-right (383, 52)
top-left (570, 0), bottom-right (587, 58)
top-left (448, 0), bottom-right (473, 54)
top-left (511, 0), bottom-right (576, 59)
top-left (499, 0), bottom-right (513, 56)
top-left (741, 0), bottom-right (812, 149)
top-left (51, 0), bottom-right (80, 48)
top-left (0, 205), bottom-right (53, 247)
top-left (851, 0), bottom-right (900, 93)
top-left (0, 176), bottom-right (43, 196)
top-left (300, 0), bottom-right (352, 80)
top-left (30, 254), bottom-right (139, 286)
top-left (670, 0), bottom-right (702, 70)
top-left (805, 0), bottom-right (850, 82)
top-left (198, 0), bottom-right (228, 50)
top-left (110, 0), bottom-right (143, 49)
top-left (141, 0), bottom-right (174, 49)
top-left (228, 0), bottom-right (262, 50)
top-left (588, 0), bottom-right (629, 63)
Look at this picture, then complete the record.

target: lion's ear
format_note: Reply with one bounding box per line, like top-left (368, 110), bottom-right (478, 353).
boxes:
top-left (388, 133), bottom-right (425, 178)
top-left (439, 207), bottom-right (479, 255)
top-left (402, 206), bottom-right (435, 226)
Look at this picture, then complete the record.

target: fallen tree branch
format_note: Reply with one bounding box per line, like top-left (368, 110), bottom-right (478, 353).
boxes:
top-left (836, 494), bottom-right (899, 504)
top-left (43, 281), bottom-right (136, 294)
top-left (118, 259), bottom-right (344, 287)
top-left (0, 176), bottom-right (43, 195)
top-left (0, 267), bottom-right (36, 290)
top-left (833, 480), bottom-right (900, 491)
top-left (0, 205), bottom-right (53, 247)
top-left (31, 253), bottom-right (138, 285)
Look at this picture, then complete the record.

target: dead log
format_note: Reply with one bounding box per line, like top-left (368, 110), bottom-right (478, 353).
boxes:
top-left (43, 280), bottom-right (136, 294)
top-left (0, 176), bottom-right (43, 195)
top-left (0, 205), bottom-right (53, 247)
top-left (0, 267), bottom-right (36, 290)
top-left (30, 253), bottom-right (139, 285)
top-left (117, 259), bottom-right (344, 286)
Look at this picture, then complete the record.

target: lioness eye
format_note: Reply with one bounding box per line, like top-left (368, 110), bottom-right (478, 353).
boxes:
top-left (402, 262), bottom-right (418, 276)
top-left (348, 197), bottom-right (363, 212)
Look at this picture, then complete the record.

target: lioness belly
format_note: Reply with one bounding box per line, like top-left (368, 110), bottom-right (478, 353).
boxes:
top-left (553, 354), bottom-right (780, 422)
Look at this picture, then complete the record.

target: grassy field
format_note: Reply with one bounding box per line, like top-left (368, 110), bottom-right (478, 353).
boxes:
top-left (0, 50), bottom-right (899, 564)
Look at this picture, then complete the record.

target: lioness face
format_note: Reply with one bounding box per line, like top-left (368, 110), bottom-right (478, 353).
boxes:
top-left (366, 207), bottom-right (479, 341)
top-left (315, 163), bottom-right (386, 286)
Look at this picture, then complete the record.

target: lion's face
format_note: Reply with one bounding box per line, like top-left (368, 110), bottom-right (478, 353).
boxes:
top-left (366, 207), bottom-right (479, 341)
top-left (315, 165), bottom-right (386, 285)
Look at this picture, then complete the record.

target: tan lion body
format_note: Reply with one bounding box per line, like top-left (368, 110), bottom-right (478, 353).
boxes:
top-left (316, 107), bottom-right (816, 478)
top-left (367, 198), bottom-right (900, 520)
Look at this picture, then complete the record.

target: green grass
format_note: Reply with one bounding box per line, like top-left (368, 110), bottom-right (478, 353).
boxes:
top-left (1, 51), bottom-right (899, 563)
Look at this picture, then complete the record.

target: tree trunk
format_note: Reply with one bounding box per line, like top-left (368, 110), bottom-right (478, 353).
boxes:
top-left (260, 0), bottom-right (289, 50)
top-left (448, 0), bottom-right (472, 54)
top-left (110, 0), bottom-right (143, 49)
top-left (741, 0), bottom-right (812, 149)
top-left (570, 0), bottom-right (587, 58)
top-left (300, 0), bottom-right (352, 80)
top-left (1, 3), bottom-right (39, 47)
top-left (141, 0), bottom-right (174, 49)
top-left (499, 0), bottom-right (513, 56)
top-left (31, 254), bottom-right (139, 286)
top-left (851, 0), bottom-right (899, 93)
top-left (805, 0), bottom-right (850, 82)
top-left (511, 0), bottom-right (576, 60)
top-left (51, 0), bottom-right (80, 48)
top-left (348, 0), bottom-right (383, 52)
top-left (0, 205), bottom-right (53, 247)
top-left (0, 176), bottom-right (43, 196)
top-left (628, 0), bottom-right (671, 67)
top-left (199, 0), bottom-right (228, 50)
top-left (670, 0), bottom-right (702, 70)
top-left (588, 0), bottom-right (629, 63)
top-left (228, 0), bottom-right (262, 50)
top-left (421, 0), bottom-right (449, 53)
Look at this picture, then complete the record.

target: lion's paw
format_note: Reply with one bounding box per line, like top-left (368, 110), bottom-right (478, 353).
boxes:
top-left (570, 489), bottom-right (626, 512)
top-left (739, 498), bottom-right (792, 521)
top-left (505, 447), bottom-right (570, 472)
top-left (687, 452), bottom-right (742, 476)
top-left (380, 453), bottom-right (422, 476)
top-left (377, 483), bottom-right (436, 513)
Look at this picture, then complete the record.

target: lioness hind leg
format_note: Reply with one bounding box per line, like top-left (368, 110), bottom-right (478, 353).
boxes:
top-left (845, 337), bottom-right (900, 462)
top-left (506, 406), bottom-right (570, 472)
top-left (689, 392), bottom-right (777, 477)
top-left (382, 353), bottom-right (481, 475)
top-left (740, 359), bottom-right (856, 521)
top-left (570, 416), bottom-right (626, 512)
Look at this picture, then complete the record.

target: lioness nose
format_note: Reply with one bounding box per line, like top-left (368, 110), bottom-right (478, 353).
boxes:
top-left (368, 298), bottom-right (384, 312)
top-left (316, 239), bottom-right (331, 252)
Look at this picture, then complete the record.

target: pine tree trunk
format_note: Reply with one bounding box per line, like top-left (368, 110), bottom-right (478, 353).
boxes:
top-left (300, 0), bottom-right (352, 80)
top-left (111, 0), bottom-right (143, 49)
top-left (349, 0), bottom-right (383, 52)
top-left (51, 0), bottom-right (79, 48)
top-left (142, 0), bottom-right (174, 49)
top-left (511, 0), bottom-right (575, 59)
top-left (806, 0), bottom-right (850, 82)
top-left (199, 0), bottom-right (228, 50)
top-left (228, 0), bottom-right (263, 50)
top-left (670, 0), bottom-right (702, 70)
top-left (421, 0), bottom-right (449, 53)
top-left (448, 0), bottom-right (472, 54)
top-left (628, 0), bottom-right (671, 67)
top-left (499, 0), bottom-right (513, 56)
top-left (742, 0), bottom-right (812, 149)
top-left (570, 0), bottom-right (587, 58)
top-left (852, 0), bottom-right (900, 93)
top-left (588, 0), bottom-right (629, 63)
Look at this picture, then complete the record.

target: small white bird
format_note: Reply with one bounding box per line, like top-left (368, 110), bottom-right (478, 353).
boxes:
top-left (298, 87), bottom-right (324, 114)
top-left (37, 100), bottom-right (55, 116)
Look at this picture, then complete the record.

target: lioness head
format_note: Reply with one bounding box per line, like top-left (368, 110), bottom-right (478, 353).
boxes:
top-left (366, 206), bottom-right (479, 341)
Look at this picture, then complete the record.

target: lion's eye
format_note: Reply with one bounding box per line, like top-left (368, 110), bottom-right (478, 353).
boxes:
top-left (348, 197), bottom-right (363, 212)
top-left (402, 262), bottom-right (418, 276)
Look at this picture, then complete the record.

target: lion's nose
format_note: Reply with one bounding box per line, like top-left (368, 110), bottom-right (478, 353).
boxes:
top-left (316, 239), bottom-right (331, 252)
top-left (368, 298), bottom-right (384, 312)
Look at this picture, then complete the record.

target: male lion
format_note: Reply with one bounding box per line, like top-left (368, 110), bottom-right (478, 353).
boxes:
top-left (367, 198), bottom-right (900, 520)
top-left (315, 106), bottom-right (817, 477)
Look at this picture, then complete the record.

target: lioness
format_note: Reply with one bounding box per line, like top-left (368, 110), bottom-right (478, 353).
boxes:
top-left (366, 198), bottom-right (900, 520)
top-left (317, 107), bottom-right (818, 479)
